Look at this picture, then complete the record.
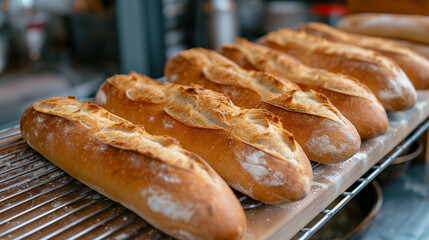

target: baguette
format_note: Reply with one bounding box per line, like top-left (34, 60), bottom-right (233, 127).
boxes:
top-left (336, 13), bottom-right (429, 45)
top-left (218, 38), bottom-right (388, 139)
top-left (298, 22), bottom-right (429, 90)
top-left (95, 72), bottom-right (312, 204)
top-left (390, 39), bottom-right (429, 60)
top-left (164, 48), bottom-right (361, 164)
top-left (20, 96), bottom-right (246, 240)
top-left (258, 28), bottom-right (417, 112)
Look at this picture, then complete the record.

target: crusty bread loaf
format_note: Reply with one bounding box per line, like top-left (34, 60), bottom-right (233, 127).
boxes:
top-left (95, 72), bottom-right (312, 204)
top-left (164, 48), bottom-right (361, 164)
top-left (218, 38), bottom-right (388, 139)
top-left (20, 96), bottom-right (246, 240)
top-left (336, 13), bottom-right (429, 45)
top-left (258, 28), bottom-right (417, 112)
top-left (298, 22), bottom-right (429, 90)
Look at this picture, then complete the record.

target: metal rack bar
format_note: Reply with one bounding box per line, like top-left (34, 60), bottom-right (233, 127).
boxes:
top-left (15, 196), bottom-right (109, 240)
top-left (40, 203), bottom-right (116, 239)
top-left (0, 146), bottom-right (29, 160)
top-left (0, 161), bottom-right (52, 184)
top-left (0, 131), bottom-right (21, 140)
top-left (0, 167), bottom-right (60, 193)
top-left (297, 117), bottom-right (429, 240)
top-left (67, 208), bottom-right (127, 240)
top-left (0, 138), bottom-right (24, 149)
top-left (0, 152), bottom-right (37, 167)
top-left (0, 189), bottom-right (95, 237)
top-left (0, 173), bottom-right (70, 202)
top-left (151, 233), bottom-right (165, 240)
top-left (0, 124), bottom-right (20, 135)
top-left (0, 157), bottom-right (44, 175)
top-left (123, 225), bottom-right (152, 240)
top-left (0, 185), bottom-right (87, 226)
top-left (93, 216), bottom-right (140, 240)
top-left (0, 175), bottom-right (73, 214)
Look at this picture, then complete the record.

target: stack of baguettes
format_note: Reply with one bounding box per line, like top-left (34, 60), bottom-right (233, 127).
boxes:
top-left (20, 20), bottom-right (424, 239)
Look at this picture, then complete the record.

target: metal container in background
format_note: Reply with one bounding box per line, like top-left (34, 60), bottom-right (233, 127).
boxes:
top-left (377, 140), bottom-right (424, 185)
top-left (236, 0), bottom-right (265, 40)
top-left (201, 0), bottom-right (239, 49)
top-left (308, 3), bottom-right (348, 26)
top-left (306, 181), bottom-right (383, 240)
top-left (263, 1), bottom-right (308, 32)
top-left (163, 0), bottom-right (193, 58)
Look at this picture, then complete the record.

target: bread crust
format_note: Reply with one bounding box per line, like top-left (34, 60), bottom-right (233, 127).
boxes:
top-left (391, 39), bottom-right (429, 60)
top-left (218, 38), bottom-right (388, 139)
top-left (336, 13), bottom-right (429, 45)
top-left (20, 97), bottom-right (246, 240)
top-left (165, 48), bottom-right (361, 164)
top-left (96, 73), bottom-right (312, 204)
top-left (299, 22), bottom-right (429, 90)
top-left (258, 28), bottom-right (417, 112)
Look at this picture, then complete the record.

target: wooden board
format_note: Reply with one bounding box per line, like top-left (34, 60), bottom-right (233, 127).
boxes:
top-left (243, 90), bottom-right (429, 240)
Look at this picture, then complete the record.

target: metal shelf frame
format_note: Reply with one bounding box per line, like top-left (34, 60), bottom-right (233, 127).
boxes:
top-left (295, 117), bottom-right (429, 240)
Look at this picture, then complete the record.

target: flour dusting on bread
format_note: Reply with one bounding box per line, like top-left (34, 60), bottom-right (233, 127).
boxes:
top-left (101, 73), bottom-right (314, 201)
top-left (107, 73), bottom-right (302, 166)
top-left (142, 187), bottom-right (196, 222)
top-left (32, 97), bottom-right (215, 183)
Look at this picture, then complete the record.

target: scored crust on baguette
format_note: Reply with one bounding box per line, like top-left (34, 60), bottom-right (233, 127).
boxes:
top-left (20, 96), bottom-right (246, 240)
top-left (218, 38), bottom-right (388, 139)
top-left (298, 22), bottom-right (429, 90)
top-left (176, 48), bottom-right (342, 122)
top-left (258, 28), bottom-right (417, 112)
top-left (96, 72), bottom-right (312, 204)
top-left (219, 39), bottom-right (373, 99)
top-left (165, 48), bottom-right (361, 164)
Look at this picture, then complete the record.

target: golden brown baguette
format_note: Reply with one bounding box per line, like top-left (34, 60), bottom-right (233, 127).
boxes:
top-left (258, 28), bottom-right (417, 112)
top-left (164, 48), bottom-right (361, 164)
top-left (218, 38), bottom-right (388, 139)
top-left (95, 72), bottom-right (312, 204)
top-left (336, 13), bottom-right (429, 45)
top-left (298, 22), bottom-right (429, 90)
top-left (20, 96), bottom-right (246, 240)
